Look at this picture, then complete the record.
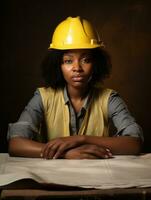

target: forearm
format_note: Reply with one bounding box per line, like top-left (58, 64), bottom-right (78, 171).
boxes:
top-left (8, 137), bottom-right (45, 158)
top-left (83, 136), bottom-right (142, 155)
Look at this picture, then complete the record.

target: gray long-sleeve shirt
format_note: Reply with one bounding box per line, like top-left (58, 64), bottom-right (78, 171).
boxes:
top-left (7, 88), bottom-right (143, 140)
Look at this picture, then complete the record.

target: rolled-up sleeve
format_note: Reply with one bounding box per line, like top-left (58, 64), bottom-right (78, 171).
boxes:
top-left (108, 91), bottom-right (143, 140)
top-left (7, 89), bottom-right (44, 140)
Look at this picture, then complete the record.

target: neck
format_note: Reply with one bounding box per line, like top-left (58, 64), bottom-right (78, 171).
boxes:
top-left (67, 85), bottom-right (89, 100)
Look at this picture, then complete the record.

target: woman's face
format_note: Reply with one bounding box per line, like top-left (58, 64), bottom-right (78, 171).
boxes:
top-left (61, 49), bottom-right (93, 89)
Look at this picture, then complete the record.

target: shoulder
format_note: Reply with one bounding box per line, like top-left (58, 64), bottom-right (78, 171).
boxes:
top-left (93, 87), bottom-right (114, 104)
top-left (38, 87), bottom-right (64, 109)
top-left (38, 87), bottom-right (57, 99)
top-left (38, 87), bottom-right (55, 95)
top-left (93, 86), bottom-right (113, 96)
top-left (27, 89), bottom-right (42, 106)
top-left (25, 89), bottom-right (44, 112)
top-left (38, 87), bottom-right (63, 95)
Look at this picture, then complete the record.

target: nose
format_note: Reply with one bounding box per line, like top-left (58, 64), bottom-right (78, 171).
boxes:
top-left (72, 60), bottom-right (83, 72)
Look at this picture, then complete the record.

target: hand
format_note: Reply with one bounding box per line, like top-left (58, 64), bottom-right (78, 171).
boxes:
top-left (41, 136), bottom-right (85, 159)
top-left (63, 144), bottom-right (113, 159)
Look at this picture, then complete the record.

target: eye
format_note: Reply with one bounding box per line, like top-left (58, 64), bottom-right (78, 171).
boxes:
top-left (81, 57), bottom-right (92, 64)
top-left (63, 59), bottom-right (73, 64)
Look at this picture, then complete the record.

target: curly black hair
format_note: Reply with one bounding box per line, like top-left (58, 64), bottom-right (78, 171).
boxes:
top-left (41, 48), bottom-right (112, 89)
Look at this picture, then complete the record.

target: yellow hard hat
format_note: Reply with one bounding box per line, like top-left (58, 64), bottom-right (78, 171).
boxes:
top-left (49, 16), bottom-right (102, 50)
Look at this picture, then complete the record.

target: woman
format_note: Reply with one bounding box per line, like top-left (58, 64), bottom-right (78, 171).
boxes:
top-left (8, 16), bottom-right (143, 159)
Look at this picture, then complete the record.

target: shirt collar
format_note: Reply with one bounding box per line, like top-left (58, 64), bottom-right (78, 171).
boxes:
top-left (63, 86), bottom-right (91, 111)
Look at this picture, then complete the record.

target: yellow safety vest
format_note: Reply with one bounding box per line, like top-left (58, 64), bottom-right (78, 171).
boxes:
top-left (38, 87), bottom-right (112, 141)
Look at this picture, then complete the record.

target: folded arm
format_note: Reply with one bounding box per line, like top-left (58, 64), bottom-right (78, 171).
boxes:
top-left (8, 135), bottom-right (142, 159)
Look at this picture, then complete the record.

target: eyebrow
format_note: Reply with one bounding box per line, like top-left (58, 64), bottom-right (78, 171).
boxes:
top-left (63, 54), bottom-right (74, 57)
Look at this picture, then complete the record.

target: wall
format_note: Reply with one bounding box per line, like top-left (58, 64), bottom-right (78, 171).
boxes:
top-left (1, 0), bottom-right (151, 152)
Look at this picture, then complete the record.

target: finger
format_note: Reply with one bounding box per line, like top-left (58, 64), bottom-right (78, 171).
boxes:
top-left (99, 148), bottom-right (113, 159)
top-left (53, 140), bottom-right (79, 159)
top-left (46, 143), bottom-right (60, 159)
top-left (42, 143), bottom-right (56, 159)
top-left (98, 148), bottom-right (112, 159)
top-left (53, 143), bottom-right (69, 159)
top-left (43, 139), bottom-right (71, 159)
top-left (106, 148), bottom-right (113, 158)
top-left (40, 144), bottom-right (48, 158)
top-left (80, 153), bottom-right (98, 159)
top-left (84, 147), bottom-right (111, 159)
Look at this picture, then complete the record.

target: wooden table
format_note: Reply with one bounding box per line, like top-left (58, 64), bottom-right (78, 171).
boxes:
top-left (0, 179), bottom-right (151, 200)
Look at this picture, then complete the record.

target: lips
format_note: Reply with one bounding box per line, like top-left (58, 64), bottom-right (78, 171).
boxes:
top-left (71, 75), bottom-right (84, 81)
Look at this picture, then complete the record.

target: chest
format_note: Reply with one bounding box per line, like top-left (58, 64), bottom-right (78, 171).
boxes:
top-left (70, 99), bottom-right (85, 113)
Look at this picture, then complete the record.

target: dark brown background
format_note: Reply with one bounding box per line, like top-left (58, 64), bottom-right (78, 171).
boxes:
top-left (1, 0), bottom-right (151, 152)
